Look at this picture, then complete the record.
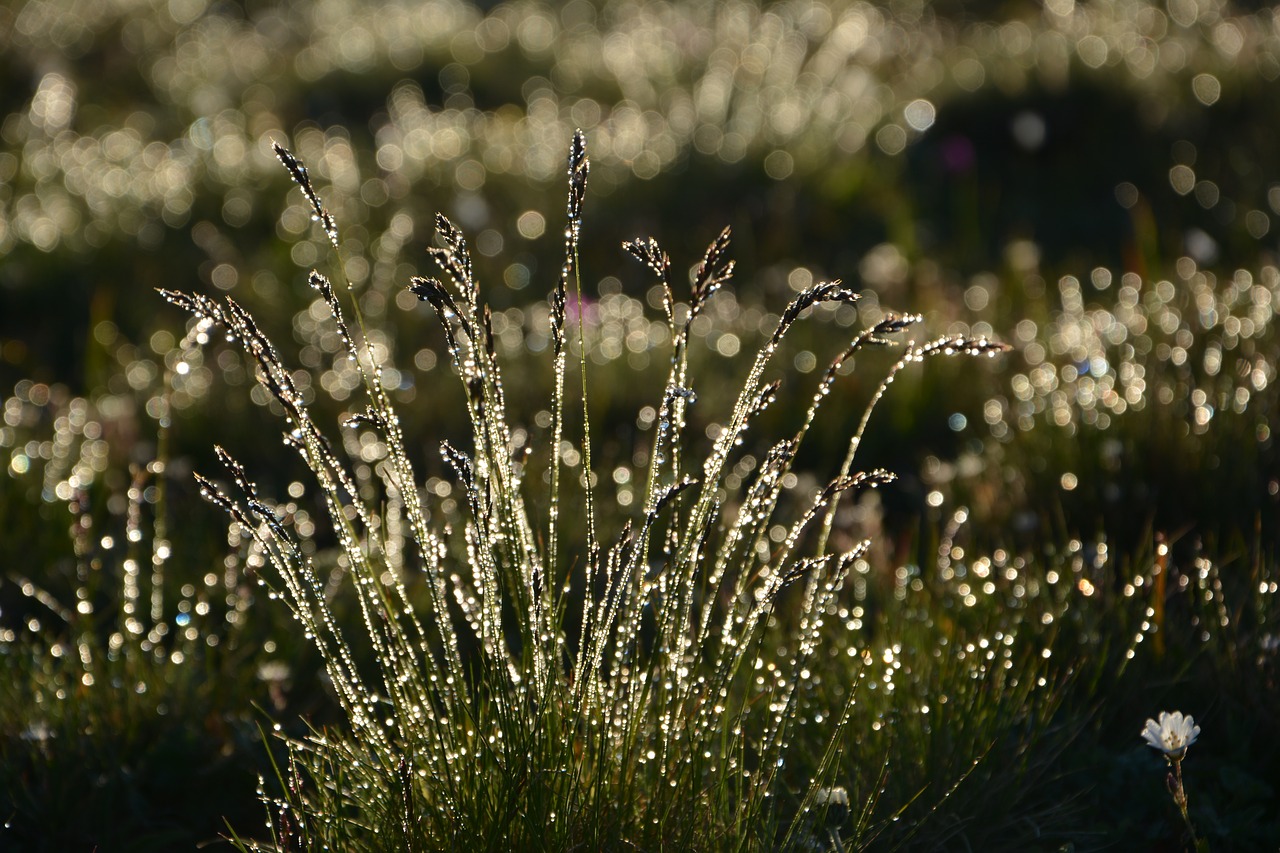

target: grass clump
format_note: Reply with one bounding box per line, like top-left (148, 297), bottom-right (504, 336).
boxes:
top-left (165, 131), bottom-right (1006, 851)
top-left (0, 382), bottom-right (273, 850)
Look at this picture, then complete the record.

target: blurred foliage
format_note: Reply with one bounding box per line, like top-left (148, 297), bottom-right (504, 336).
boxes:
top-left (4, 0), bottom-right (1279, 542)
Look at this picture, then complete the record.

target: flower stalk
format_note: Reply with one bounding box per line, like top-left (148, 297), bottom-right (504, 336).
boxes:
top-left (1141, 711), bottom-right (1206, 851)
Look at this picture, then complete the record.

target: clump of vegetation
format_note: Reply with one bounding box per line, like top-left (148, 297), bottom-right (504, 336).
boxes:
top-left (163, 132), bottom-right (1011, 850)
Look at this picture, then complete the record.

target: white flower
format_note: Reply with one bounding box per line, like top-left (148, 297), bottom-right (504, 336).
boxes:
top-left (1141, 710), bottom-right (1200, 759)
top-left (812, 785), bottom-right (850, 828)
top-left (813, 786), bottom-right (848, 808)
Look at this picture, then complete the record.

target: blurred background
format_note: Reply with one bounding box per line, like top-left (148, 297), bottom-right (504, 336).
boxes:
top-left (2, 0), bottom-right (1280, 847)
top-left (3, 0), bottom-right (1278, 544)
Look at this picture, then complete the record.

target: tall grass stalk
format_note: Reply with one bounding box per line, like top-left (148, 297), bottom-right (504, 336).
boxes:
top-left (166, 131), bottom-right (1006, 850)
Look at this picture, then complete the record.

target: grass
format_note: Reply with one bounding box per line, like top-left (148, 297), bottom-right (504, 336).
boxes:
top-left (0, 638), bottom-right (265, 849)
top-left (153, 131), bottom-right (1274, 850)
top-left (0, 380), bottom-right (313, 849)
top-left (2, 150), bottom-right (1277, 853)
top-left (3, 0), bottom-right (1280, 848)
top-left (3, 124), bottom-right (1278, 851)
top-left (161, 133), bottom-right (1011, 850)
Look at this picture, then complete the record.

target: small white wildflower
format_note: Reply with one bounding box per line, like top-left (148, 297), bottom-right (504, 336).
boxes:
top-left (1141, 710), bottom-right (1200, 759)
top-left (813, 785), bottom-right (850, 827)
top-left (813, 786), bottom-right (848, 808)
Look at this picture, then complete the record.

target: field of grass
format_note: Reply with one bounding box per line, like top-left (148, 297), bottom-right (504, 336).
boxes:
top-left (3, 1), bottom-right (1279, 850)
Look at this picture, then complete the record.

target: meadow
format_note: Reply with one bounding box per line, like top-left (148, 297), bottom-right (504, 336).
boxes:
top-left (1, 0), bottom-right (1278, 849)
